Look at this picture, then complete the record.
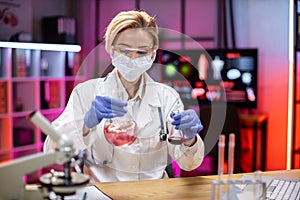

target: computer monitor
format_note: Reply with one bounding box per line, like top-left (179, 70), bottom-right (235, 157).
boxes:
top-left (156, 48), bottom-right (258, 108)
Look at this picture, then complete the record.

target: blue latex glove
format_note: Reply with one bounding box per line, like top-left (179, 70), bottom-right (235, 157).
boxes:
top-left (171, 109), bottom-right (203, 140)
top-left (84, 96), bottom-right (127, 128)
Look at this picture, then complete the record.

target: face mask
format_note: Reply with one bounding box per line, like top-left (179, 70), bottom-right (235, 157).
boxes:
top-left (112, 51), bottom-right (154, 82)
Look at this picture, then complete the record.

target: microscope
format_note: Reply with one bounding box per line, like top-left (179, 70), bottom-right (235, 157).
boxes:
top-left (0, 111), bottom-right (92, 200)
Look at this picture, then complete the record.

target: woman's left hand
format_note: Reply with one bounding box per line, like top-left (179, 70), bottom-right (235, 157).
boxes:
top-left (171, 109), bottom-right (203, 140)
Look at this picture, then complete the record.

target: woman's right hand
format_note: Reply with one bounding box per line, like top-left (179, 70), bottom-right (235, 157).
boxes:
top-left (84, 96), bottom-right (127, 128)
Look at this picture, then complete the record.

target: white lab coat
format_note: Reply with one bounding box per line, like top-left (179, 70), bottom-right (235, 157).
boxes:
top-left (44, 69), bottom-right (204, 182)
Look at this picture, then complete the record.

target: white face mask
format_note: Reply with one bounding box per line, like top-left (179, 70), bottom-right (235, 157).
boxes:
top-left (112, 51), bottom-right (155, 82)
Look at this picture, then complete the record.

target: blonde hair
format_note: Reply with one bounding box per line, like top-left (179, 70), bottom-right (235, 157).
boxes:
top-left (104, 10), bottom-right (159, 53)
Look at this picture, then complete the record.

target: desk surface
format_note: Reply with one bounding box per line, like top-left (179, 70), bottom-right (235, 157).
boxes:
top-left (94, 170), bottom-right (300, 200)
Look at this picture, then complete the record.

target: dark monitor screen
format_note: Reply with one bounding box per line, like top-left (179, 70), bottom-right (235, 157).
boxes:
top-left (156, 48), bottom-right (258, 108)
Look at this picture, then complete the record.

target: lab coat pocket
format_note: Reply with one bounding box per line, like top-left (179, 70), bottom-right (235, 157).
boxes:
top-left (137, 134), bottom-right (168, 173)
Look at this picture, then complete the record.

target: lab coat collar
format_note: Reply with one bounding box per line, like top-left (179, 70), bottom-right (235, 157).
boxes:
top-left (99, 69), bottom-right (162, 130)
top-left (137, 73), bottom-right (162, 130)
top-left (142, 73), bottom-right (162, 107)
top-left (101, 69), bottom-right (162, 107)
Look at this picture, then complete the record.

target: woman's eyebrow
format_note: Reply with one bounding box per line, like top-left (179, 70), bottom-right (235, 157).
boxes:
top-left (116, 43), bottom-right (151, 49)
top-left (116, 43), bottom-right (131, 47)
top-left (138, 45), bottom-right (152, 49)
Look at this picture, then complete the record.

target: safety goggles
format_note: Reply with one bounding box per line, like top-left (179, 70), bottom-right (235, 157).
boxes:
top-left (112, 45), bottom-right (155, 58)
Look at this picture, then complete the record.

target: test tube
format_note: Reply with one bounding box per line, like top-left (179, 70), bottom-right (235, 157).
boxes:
top-left (218, 135), bottom-right (225, 180)
top-left (227, 134), bottom-right (235, 200)
top-left (218, 135), bottom-right (225, 199)
top-left (254, 170), bottom-right (263, 199)
top-left (228, 133), bottom-right (235, 179)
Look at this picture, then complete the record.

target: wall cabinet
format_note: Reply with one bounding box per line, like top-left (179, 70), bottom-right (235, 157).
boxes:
top-left (0, 42), bottom-right (85, 164)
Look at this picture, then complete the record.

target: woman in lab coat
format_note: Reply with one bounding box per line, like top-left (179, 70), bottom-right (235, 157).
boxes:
top-left (44, 10), bottom-right (204, 182)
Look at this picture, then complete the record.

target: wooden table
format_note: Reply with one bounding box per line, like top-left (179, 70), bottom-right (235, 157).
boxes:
top-left (93, 170), bottom-right (300, 200)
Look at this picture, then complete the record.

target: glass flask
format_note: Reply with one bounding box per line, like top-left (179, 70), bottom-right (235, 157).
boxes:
top-left (103, 89), bottom-right (138, 147)
top-left (168, 110), bottom-right (189, 145)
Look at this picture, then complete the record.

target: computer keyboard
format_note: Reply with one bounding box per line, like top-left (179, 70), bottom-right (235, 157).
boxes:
top-left (266, 178), bottom-right (300, 200)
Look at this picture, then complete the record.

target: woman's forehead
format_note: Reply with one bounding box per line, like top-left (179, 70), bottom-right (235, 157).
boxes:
top-left (114, 28), bottom-right (153, 48)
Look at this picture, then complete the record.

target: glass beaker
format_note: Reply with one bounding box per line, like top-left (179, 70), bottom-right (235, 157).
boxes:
top-left (103, 89), bottom-right (138, 147)
top-left (168, 110), bottom-right (189, 145)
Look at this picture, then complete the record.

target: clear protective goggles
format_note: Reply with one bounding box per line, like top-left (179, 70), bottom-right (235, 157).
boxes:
top-left (112, 45), bottom-right (156, 58)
